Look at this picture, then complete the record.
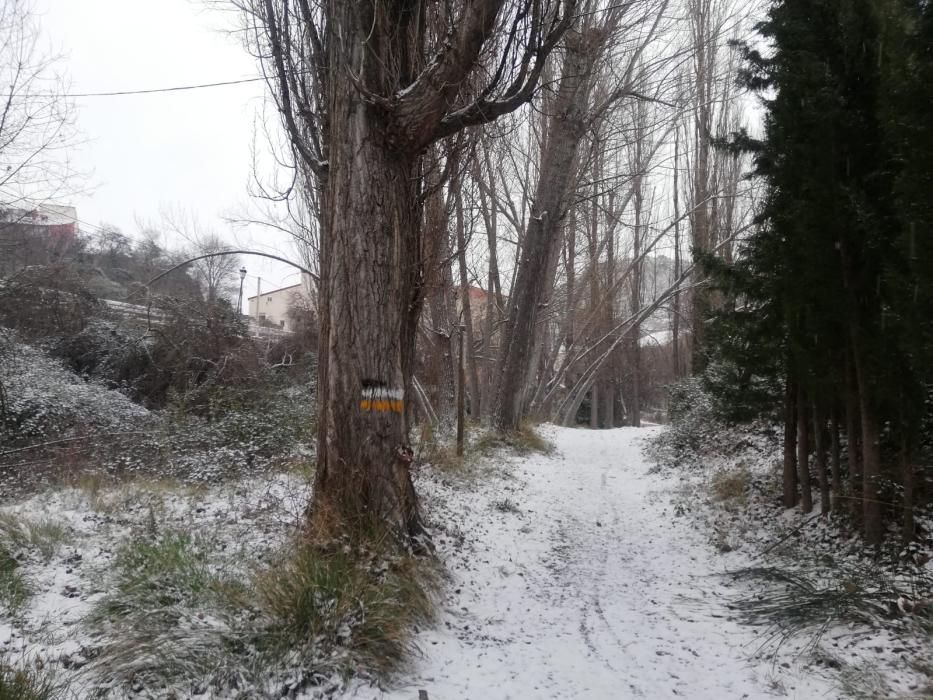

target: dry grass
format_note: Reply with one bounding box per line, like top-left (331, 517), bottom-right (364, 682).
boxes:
top-left (0, 664), bottom-right (63, 700)
top-left (492, 498), bottom-right (522, 514)
top-left (72, 476), bottom-right (205, 515)
top-left (710, 463), bottom-right (751, 506)
top-left (0, 513), bottom-right (71, 561)
top-left (473, 422), bottom-right (553, 457)
top-left (86, 517), bottom-right (438, 695)
top-left (258, 538), bottom-right (438, 677)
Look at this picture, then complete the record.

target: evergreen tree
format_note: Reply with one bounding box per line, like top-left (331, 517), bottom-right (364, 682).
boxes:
top-left (704, 0), bottom-right (931, 544)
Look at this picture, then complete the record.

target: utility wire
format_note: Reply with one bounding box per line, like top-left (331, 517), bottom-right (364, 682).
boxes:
top-left (4, 75), bottom-right (270, 99)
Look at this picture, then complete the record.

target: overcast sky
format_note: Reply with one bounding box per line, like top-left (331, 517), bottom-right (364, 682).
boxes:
top-left (38, 0), bottom-right (298, 293)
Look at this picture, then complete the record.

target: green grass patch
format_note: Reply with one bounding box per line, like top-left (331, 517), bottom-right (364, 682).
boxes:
top-left (91, 530), bottom-right (246, 625)
top-left (0, 512), bottom-right (70, 611)
top-left (87, 529), bottom-right (253, 693)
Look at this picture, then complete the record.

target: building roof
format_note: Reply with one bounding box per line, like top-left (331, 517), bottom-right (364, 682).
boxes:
top-left (246, 283), bottom-right (303, 301)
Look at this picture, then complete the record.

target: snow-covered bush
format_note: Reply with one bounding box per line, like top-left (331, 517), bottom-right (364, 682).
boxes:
top-left (0, 266), bottom-right (98, 340)
top-left (46, 318), bottom-right (152, 396)
top-left (0, 328), bottom-right (314, 487)
top-left (0, 330), bottom-right (150, 445)
top-left (647, 375), bottom-right (781, 479)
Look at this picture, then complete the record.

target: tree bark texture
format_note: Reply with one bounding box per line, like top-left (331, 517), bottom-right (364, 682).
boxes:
top-left (315, 97), bottom-right (425, 538)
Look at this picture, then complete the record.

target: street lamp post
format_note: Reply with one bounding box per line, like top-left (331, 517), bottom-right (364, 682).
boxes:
top-left (237, 267), bottom-right (247, 316)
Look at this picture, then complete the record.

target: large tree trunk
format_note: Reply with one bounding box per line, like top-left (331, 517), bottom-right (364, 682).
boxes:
top-left (313, 8), bottom-right (426, 540)
top-left (316, 146), bottom-right (425, 539)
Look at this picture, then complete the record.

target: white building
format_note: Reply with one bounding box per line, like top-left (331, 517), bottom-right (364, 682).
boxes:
top-left (246, 278), bottom-right (311, 332)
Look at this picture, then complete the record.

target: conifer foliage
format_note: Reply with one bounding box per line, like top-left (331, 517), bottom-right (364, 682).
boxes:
top-left (705, 0), bottom-right (933, 545)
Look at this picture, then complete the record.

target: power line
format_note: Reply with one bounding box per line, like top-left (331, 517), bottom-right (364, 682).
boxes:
top-left (5, 75), bottom-right (269, 99)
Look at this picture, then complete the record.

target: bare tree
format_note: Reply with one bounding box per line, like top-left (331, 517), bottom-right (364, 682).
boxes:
top-left (493, 0), bottom-right (671, 431)
top-left (239, 0), bottom-right (576, 542)
top-left (0, 1), bottom-right (81, 273)
top-left (163, 207), bottom-right (241, 304)
top-left (0, 1), bottom-right (78, 202)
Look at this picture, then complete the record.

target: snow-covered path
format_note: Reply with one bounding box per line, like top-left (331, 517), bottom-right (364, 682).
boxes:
top-left (363, 426), bottom-right (835, 700)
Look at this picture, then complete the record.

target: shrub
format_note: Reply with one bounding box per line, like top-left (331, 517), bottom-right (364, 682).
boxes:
top-left (0, 329), bottom-right (150, 446)
top-left (0, 266), bottom-right (98, 340)
top-left (47, 319), bottom-right (152, 396)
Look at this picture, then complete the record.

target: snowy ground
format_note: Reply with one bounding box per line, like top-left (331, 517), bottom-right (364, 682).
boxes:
top-left (2, 425), bottom-right (928, 698)
top-left (354, 426), bottom-right (846, 700)
top-left (0, 472), bottom-right (311, 697)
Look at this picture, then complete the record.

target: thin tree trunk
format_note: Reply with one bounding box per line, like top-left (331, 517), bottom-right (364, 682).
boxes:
top-left (858, 394), bottom-right (883, 546)
top-left (671, 125), bottom-right (682, 380)
top-left (590, 383), bottom-right (599, 429)
top-left (630, 171), bottom-right (643, 428)
top-left (830, 403), bottom-right (842, 512)
top-left (424, 154), bottom-right (458, 423)
top-left (455, 182), bottom-right (482, 419)
top-left (689, 0), bottom-right (714, 372)
top-left (783, 376), bottom-right (798, 508)
top-left (796, 386), bottom-right (813, 513)
top-left (850, 333), bottom-right (882, 546)
top-left (457, 325), bottom-right (465, 456)
top-left (845, 352), bottom-right (862, 522)
top-left (901, 435), bottom-right (914, 545)
top-left (813, 401), bottom-right (830, 515)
